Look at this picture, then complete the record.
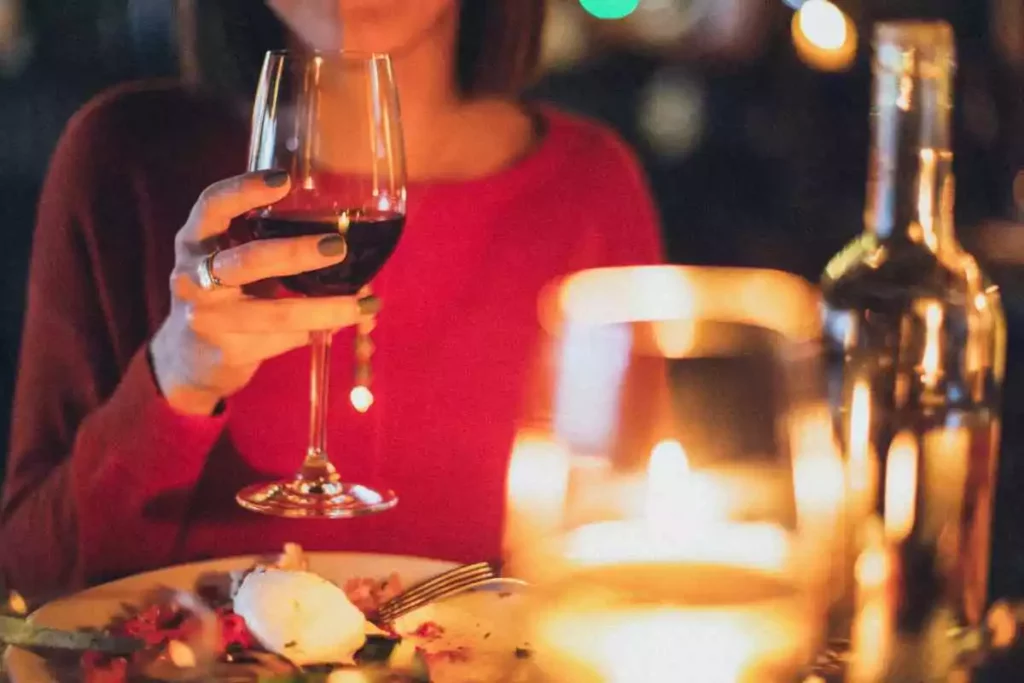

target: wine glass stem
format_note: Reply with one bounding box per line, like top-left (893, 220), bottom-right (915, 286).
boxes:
top-left (304, 330), bottom-right (334, 478)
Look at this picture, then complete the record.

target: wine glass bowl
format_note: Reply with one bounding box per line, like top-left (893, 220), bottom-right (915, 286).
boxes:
top-left (248, 207), bottom-right (404, 297)
top-left (235, 50), bottom-right (405, 519)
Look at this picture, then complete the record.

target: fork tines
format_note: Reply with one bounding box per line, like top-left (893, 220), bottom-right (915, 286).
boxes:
top-left (376, 561), bottom-right (497, 623)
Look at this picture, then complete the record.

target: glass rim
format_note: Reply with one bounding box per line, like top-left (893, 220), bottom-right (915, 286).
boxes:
top-left (537, 265), bottom-right (823, 344)
top-left (264, 49), bottom-right (392, 62)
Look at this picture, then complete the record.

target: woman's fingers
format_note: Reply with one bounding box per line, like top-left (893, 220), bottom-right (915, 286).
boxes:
top-left (177, 171), bottom-right (292, 247)
top-left (207, 234), bottom-right (348, 288)
top-left (190, 296), bottom-right (364, 334)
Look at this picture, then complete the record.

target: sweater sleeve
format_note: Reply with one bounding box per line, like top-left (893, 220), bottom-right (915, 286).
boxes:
top-left (0, 97), bottom-right (225, 601)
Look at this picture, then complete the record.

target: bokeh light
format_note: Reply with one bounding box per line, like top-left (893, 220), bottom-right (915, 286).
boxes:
top-left (579, 0), bottom-right (640, 20)
top-left (791, 0), bottom-right (858, 72)
top-left (798, 0), bottom-right (847, 50)
top-left (541, 1), bottom-right (590, 71)
top-left (350, 386), bottom-right (374, 413)
top-left (627, 0), bottom-right (708, 46)
top-left (638, 69), bottom-right (706, 160)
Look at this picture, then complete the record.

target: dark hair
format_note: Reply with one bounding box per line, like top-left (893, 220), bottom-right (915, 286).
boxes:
top-left (178, 0), bottom-right (545, 98)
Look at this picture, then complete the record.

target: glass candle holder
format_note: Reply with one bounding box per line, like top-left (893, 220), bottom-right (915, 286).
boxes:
top-left (505, 266), bottom-right (844, 683)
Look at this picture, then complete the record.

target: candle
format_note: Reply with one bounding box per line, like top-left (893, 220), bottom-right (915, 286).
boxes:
top-left (529, 441), bottom-right (814, 683)
top-left (562, 441), bottom-right (792, 572)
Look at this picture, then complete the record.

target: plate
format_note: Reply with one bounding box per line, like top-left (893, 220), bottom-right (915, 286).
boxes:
top-left (3, 552), bottom-right (533, 682)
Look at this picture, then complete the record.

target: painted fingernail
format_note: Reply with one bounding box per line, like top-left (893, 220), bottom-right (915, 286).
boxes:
top-left (263, 170), bottom-right (290, 187)
top-left (358, 295), bottom-right (382, 316)
top-left (318, 234), bottom-right (347, 257)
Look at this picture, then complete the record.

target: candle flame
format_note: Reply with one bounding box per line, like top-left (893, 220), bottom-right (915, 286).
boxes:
top-left (884, 431), bottom-right (918, 543)
top-left (645, 440), bottom-right (690, 536)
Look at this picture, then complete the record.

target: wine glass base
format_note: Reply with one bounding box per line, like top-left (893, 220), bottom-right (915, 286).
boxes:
top-left (236, 479), bottom-right (398, 519)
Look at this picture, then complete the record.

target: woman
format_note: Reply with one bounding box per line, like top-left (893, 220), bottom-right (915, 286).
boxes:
top-left (0, 0), bottom-right (663, 599)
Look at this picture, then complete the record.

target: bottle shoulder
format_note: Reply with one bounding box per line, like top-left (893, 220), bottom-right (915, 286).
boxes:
top-left (821, 234), bottom-right (1002, 310)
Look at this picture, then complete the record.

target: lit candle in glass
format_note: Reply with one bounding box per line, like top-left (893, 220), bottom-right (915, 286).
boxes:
top-left (516, 266), bottom-right (835, 683)
top-left (529, 440), bottom-right (815, 683)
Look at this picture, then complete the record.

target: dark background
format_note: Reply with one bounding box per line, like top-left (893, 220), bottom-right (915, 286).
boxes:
top-left (1, 0), bottom-right (1024, 609)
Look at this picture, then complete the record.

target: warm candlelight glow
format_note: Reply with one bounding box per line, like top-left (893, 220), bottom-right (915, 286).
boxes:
top-left (847, 380), bottom-right (878, 515)
top-left (849, 519), bottom-right (895, 683)
top-left (791, 0), bottom-right (858, 72)
top-left (884, 431), bottom-right (919, 543)
top-left (798, 0), bottom-right (848, 50)
top-left (922, 427), bottom-right (969, 541)
top-left (506, 431), bottom-right (571, 521)
top-left (918, 149), bottom-right (938, 250)
top-left (921, 300), bottom-right (944, 388)
top-left (790, 406), bottom-right (845, 598)
top-left (543, 266), bottom-right (821, 344)
top-left (563, 441), bottom-right (790, 572)
top-left (527, 265), bottom-right (825, 683)
top-left (645, 440), bottom-right (693, 537)
top-left (532, 564), bottom-right (811, 683)
top-left (652, 318), bottom-right (696, 358)
top-left (503, 430), bottom-right (571, 579)
top-left (791, 407), bottom-right (845, 522)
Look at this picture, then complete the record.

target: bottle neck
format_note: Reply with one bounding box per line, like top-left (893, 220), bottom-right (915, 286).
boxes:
top-left (865, 61), bottom-right (955, 250)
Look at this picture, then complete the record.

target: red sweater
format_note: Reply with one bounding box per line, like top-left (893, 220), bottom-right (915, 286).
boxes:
top-left (0, 82), bottom-right (663, 599)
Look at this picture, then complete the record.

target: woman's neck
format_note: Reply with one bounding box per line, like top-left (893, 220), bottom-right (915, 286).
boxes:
top-left (385, 9), bottom-right (466, 177)
top-left (285, 7), bottom-right (535, 183)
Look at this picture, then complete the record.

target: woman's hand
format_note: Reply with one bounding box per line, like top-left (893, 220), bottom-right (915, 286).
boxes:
top-left (150, 171), bottom-right (367, 416)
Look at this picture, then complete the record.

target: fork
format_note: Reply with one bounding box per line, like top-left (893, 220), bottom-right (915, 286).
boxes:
top-left (375, 561), bottom-right (500, 623)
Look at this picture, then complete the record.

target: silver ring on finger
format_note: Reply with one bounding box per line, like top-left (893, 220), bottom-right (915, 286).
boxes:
top-left (197, 250), bottom-right (225, 292)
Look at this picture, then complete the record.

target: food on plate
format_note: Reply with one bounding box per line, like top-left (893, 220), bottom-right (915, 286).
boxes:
top-left (233, 567), bottom-right (367, 666)
top-left (77, 544), bottom-right (422, 682)
top-left (9, 544), bottom-right (531, 682)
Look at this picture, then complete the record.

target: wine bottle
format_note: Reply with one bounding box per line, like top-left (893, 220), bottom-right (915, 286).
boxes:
top-left (820, 21), bottom-right (1007, 681)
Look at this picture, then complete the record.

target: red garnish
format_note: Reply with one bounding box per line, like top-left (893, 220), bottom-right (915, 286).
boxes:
top-left (81, 652), bottom-right (128, 683)
top-left (80, 600), bottom-right (257, 678)
top-left (412, 621), bottom-right (445, 640)
top-left (343, 573), bottom-right (403, 617)
top-left (216, 607), bottom-right (257, 652)
top-left (78, 567), bottom-right (404, 680)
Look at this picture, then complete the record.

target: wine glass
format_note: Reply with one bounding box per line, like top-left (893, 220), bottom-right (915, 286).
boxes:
top-left (235, 50), bottom-right (406, 518)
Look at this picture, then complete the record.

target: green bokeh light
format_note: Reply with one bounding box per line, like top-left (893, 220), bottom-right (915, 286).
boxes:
top-left (579, 0), bottom-right (640, 20)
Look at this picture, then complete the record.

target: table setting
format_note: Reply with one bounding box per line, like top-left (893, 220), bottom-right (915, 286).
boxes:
top-left (3, 14), bottom-right (1024, 683)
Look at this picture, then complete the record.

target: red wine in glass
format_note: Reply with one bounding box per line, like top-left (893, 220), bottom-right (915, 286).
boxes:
top-left (236, 50), bottom-right (406, 519)
top-left (251, 209), bottom-right (405, 297)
